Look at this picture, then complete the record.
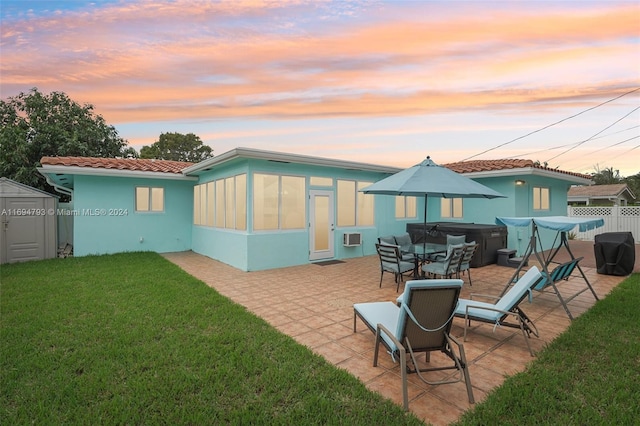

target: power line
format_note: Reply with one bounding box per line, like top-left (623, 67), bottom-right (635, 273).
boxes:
top-left (577, 142), bottom-right (640, 174)
top-left (462, 86), bottom-right (640, 161)
top-left (504, 125), bottom-right (640, 159)
top-left (544, 106), bottom-right (640, 163)
top-left (587, 135), bottom-right (640, 156)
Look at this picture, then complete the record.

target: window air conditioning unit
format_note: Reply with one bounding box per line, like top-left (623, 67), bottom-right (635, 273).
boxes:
top-left (343, 232), bottom-right (362, 247)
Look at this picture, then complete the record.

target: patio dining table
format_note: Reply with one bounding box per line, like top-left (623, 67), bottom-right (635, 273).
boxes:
top-left (406, 243), bottom-right (447, 278)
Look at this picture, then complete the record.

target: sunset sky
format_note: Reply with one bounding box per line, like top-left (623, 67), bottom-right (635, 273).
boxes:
top-left (1, 0), bottom-right (639, 177)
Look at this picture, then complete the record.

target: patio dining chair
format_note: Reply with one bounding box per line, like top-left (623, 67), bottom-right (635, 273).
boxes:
top-left (378, 235), bottom-right (396, 245)
top-left (447, 234), bottom-right (467, 246)
top-left (454, 266), bottom-right (544, 356)
top-left (353, 279), bottom-right (474, 410)
top-left (422, 243), bottom-right (465, 279)
top-left (375, 243), bottom-right (415, 292)
top-left (457, 242), bottom-right (479, 286)
top-left (427, 233), bottom-right (467, 262)
top-left (394, 232), bottom-right (416, 262)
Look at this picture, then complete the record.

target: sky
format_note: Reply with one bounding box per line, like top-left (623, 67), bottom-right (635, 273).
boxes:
top-left (1, 0), bottom-right (639, 177)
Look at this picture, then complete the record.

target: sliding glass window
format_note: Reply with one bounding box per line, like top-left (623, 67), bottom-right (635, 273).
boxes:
top-left (253, 173), bottom-right (305, 231)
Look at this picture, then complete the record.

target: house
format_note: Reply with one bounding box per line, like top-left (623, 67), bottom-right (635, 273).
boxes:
top-left (37, 148), bottom-right (592, 270)
top-left (567, 183), bottom-right (636, 206)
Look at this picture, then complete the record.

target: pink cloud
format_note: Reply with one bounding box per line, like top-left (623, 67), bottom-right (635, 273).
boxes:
top-left (1, 1), bottom-right (637, 126)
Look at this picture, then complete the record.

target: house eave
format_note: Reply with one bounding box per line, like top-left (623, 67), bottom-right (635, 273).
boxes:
top-left (38, 165), bottom-right (197, 180)
top-left (460, 167), bottom-right (592, 185)
top-left (182, 147), bottom-right (403, 175)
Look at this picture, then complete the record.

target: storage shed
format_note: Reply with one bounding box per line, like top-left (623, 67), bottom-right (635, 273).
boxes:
top-left (0, 177), bottom-right (57, 264)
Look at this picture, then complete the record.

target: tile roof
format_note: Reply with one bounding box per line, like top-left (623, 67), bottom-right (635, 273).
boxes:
top-left (568, 183), bottom-right (632, 198)
top-left (443, 159), bottom-right (592, 180)
top-left (40, 155), bottom-right (592, 181)
top-left (40, 156), bottom-right (193, 174)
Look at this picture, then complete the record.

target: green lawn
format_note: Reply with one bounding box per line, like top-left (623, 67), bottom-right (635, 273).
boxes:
top-left (1, 252), bottom-right (638, 425)
top-left (454, 271), bottom-right (640, 426)
top-left (0, 252), bottom-right (422, 425)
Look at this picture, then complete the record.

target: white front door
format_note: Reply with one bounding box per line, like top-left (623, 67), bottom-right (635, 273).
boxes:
top-left (309, 190), bottom-right (334, 261)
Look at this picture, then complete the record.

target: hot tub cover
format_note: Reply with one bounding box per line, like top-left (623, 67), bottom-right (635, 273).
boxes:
top-left (495, 216), bottom-right (604, 233)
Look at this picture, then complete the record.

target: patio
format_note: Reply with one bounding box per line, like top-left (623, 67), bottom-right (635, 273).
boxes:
top-left (163, 240), bottom-right (632, 425)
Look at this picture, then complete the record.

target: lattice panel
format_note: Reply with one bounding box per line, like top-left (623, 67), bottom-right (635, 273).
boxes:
top-left (619, 206), bottom-right (640, 217)
top-left (571, 207), bottom-right (612, 217)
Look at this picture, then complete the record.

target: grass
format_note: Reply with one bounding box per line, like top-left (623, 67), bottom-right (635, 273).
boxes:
top-left (2, 253), bottom-right (638, 425)
top-left (1, 252), bottom-right (423, 425)
top-left (454, 272), bottom-right (640, 426)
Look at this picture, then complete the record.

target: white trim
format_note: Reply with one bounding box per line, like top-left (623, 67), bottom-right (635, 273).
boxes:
top-left (183, 147), bottom-right (402, 175)
top-left (460, 167), bottom-right (592, 185)
top-left (37, 165), bottom-right (198, 181)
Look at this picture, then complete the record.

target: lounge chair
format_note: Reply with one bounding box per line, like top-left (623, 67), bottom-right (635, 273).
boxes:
top-left (454, 266), bottom-right (544, 356)
top-left (354, 279), bottom-right (474, 410)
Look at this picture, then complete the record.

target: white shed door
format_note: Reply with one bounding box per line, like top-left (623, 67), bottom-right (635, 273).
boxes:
top-left (1, 197), bottom-right (46, 263)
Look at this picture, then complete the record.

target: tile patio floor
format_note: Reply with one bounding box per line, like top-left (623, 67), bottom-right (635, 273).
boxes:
top-left (163, 241), bottom-right (630, 425)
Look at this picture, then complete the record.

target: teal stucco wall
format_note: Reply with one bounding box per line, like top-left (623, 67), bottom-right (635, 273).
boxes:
top-left (488, 175), bottom-right (572, 256)
top-left (189, 157), bottom-right (404, 271)
top-left (71, 175), bottom-right (194, 256)
top-left (64, 157), bottom-right (576, 271)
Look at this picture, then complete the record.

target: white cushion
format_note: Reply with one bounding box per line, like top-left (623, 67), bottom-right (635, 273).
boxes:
top-left (354, 302), bottom-right (400, 351)
top-left (453, 266), bottom-right (542, 320)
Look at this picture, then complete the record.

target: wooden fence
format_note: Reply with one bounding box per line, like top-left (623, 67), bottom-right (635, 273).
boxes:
top-left (568, 205), bottom-right (640, 243)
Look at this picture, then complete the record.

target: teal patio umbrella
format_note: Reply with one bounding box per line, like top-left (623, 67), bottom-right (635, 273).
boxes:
top-left (361, 156), bottom-right (506, 247)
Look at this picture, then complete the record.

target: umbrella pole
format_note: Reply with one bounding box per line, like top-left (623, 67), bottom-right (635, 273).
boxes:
top-left (422, 195), bottom-right (428, 254)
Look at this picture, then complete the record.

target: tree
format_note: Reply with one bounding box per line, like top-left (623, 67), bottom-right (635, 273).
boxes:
top-left (590, 165), bottom-right (640, 205)
top-left (624, 172), bottom-right (640, 204)
top-left (591, 166), bottom-right (622, 185)
top-left (139, 132), bottom-right (213, 163)
top-left (0, 88), bottom-right (134, 195)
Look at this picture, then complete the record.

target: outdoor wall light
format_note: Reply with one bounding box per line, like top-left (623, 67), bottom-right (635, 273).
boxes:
top-left (515, 180), bottom-right (526, 186)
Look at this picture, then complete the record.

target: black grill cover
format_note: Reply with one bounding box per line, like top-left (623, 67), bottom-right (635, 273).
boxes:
top-left (594, 232), bottom-right (635, 276)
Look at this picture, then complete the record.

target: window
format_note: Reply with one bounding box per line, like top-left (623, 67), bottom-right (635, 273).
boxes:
top-left (357, 182), bottom-right (374, 226)
top-left (225, 177), bottom-right (235, 229)
top-left (206, 182), bottom-right (215, 226)
top-left (337, 179), bottom-right (374, 227)
top-left (281, 176), bottom-right (305, 229)
top-left (395, 196), bottom-right (417, 219)
top-left (533, 187), bottom-right (550, 210)
top-left (192, 175), bottom-right (246, 230)
top-left (310, 176), bottom-right (333, 187)
top-left (136, 187), bottom-right (164, 212)
top-left (441, 198), bottom-right (463, 218)
top-left (193, 186), bottom-right (201, 224)
top-left (215, 180), bottom-right (225, 227)
top-left (199, 184), bottom-right (207, 224)
top-left (253, 173), bottom-right (305, 230)
top-left (235, 174), bottom-right (247, 230)
top-left (337, 180), bottom-right (356, 227)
